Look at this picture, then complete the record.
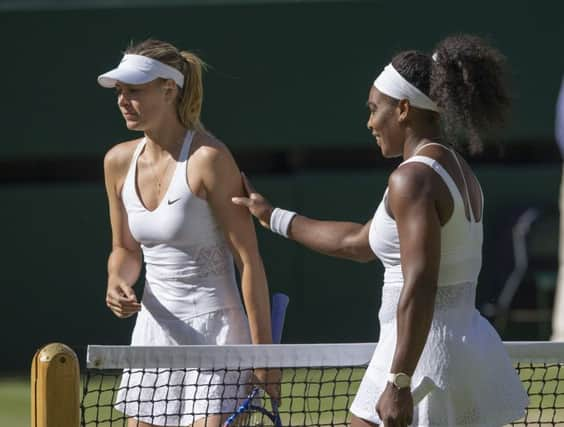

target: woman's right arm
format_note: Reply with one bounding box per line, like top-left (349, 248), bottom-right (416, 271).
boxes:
top-left (232, 174), bottom-right (376, 263)
top-left (104, 144), bottom-right (143, 318)
top-left (288, 215), bottom-right (374, 262)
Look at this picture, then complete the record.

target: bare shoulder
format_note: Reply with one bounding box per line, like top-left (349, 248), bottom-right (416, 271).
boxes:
top-left (389, 161), bottom-right (436, 199)
top-left (104, 138), bottom-right (143, 176)
top-left (191, 130), bottom-right (236, 168)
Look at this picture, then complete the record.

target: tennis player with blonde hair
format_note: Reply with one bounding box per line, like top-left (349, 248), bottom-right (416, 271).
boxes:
top-left (234, 34), bottom-right (528, 426)
top-left (99, 39), bottom-right (278, 427)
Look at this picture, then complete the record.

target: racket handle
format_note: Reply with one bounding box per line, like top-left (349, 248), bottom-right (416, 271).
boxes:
top-left (411, 376), bottom-right (435, 405)
top-left (271, 292), bottom-right (289, 345)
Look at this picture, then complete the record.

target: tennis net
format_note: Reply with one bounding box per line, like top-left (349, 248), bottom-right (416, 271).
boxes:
top-left (82, 342), bottom-right (564, 426)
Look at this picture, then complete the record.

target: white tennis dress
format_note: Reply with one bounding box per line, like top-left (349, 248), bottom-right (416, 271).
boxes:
top-left (350, 148), bottom-right (528, 426)
top-left (115, 131), bottom-right (251, 426)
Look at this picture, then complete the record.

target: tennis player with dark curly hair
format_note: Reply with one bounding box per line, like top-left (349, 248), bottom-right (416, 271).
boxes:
top-left (233, 34), bottom-right (528, 427)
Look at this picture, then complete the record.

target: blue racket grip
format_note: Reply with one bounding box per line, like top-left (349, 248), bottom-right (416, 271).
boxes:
top-left (223, 388), bottom-right (259, 426)
top-left (271, 292), bottom-right (289, 345)
top-left (271, 399), bottom-right (282, 426)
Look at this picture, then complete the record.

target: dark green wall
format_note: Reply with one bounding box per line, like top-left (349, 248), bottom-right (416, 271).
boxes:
top-left (1, 1), bottom-right (563, 158)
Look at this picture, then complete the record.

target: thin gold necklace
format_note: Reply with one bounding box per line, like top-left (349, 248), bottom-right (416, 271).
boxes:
top-left (148, 155), bottom-right (175, 197)
top-left (145, 131), bottom-right (186, 198)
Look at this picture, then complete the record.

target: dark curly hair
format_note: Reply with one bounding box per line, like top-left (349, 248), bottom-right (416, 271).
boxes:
top-left (390, 35), bottom-right (510, 153)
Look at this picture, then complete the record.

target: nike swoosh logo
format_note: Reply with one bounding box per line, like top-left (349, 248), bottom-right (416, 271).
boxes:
top-left (167, 197), bottom-right (182, 205)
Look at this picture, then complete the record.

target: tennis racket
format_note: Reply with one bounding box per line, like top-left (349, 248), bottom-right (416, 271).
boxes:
top-left (223, 292), bottom-right (289, 427)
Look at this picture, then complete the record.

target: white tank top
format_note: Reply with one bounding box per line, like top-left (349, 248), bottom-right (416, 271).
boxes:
top-left (369, 145), bottom-right (483, 287)
top-left (121, 131), bottom-right (243, 320)
top-left (356, 147), bottom-right (529, 422)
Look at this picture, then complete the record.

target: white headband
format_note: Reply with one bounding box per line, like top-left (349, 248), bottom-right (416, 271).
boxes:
top-left (373, 64), bottom-right (440, 112)
top-left (97, 54), bottom-right (185, 88)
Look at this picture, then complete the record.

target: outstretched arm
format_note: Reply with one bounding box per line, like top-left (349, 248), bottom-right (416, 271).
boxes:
top-left (232, 174), bottom-right (376, 263)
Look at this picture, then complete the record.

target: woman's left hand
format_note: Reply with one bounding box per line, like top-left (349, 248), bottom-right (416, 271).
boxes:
top-left (376, 382), bottom-right (413, 427)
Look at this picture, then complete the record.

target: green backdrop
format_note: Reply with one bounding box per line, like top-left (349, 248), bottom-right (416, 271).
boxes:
top-left (0, 0), bottom-right (563, 158)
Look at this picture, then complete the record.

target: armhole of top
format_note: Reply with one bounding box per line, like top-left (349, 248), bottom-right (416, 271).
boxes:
top-left (449, 150), bottom-right (483, 223)
top-left (449, 150), bottom-right (475, 222)
top-left (119, 138), bottom-right (146, 201)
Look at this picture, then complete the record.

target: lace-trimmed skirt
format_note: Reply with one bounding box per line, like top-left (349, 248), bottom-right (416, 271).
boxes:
top-left (115, 305), bottom-right (252, 426)
top-left (350, 283), bottom-right (528, 426)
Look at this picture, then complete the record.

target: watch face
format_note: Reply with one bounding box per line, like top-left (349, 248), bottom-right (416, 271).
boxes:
top-left (395, 373), bottom-right (411, 388)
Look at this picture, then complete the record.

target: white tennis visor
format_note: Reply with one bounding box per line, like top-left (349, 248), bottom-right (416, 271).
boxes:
top-left (97, 54), bottom-right (185, 88)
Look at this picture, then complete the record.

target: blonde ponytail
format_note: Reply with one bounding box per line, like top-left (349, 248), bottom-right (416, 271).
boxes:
top-left (178, 51), bottom-right (206, 130)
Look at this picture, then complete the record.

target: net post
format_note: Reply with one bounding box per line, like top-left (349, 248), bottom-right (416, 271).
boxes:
top-left (31, 342), bottom-right (80, 427)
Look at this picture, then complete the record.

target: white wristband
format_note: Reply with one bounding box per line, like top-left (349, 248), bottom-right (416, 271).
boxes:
top-left (269, 207), bottom-right (297, 238)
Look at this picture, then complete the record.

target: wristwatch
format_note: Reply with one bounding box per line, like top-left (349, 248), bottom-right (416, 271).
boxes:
top-left (387, 372), bottom-right (411, 389)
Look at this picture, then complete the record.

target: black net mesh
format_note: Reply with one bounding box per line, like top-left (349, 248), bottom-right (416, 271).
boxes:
top-left (81, 366), bottom-right (361, 426)
top-left (514, 362), bottom-right (564, 426)
top-left (81, 362), bottom-right (564, 426)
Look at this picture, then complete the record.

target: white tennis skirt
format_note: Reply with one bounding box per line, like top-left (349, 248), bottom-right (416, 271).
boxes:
top-left (115, 305), bottom-right (252, 426)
